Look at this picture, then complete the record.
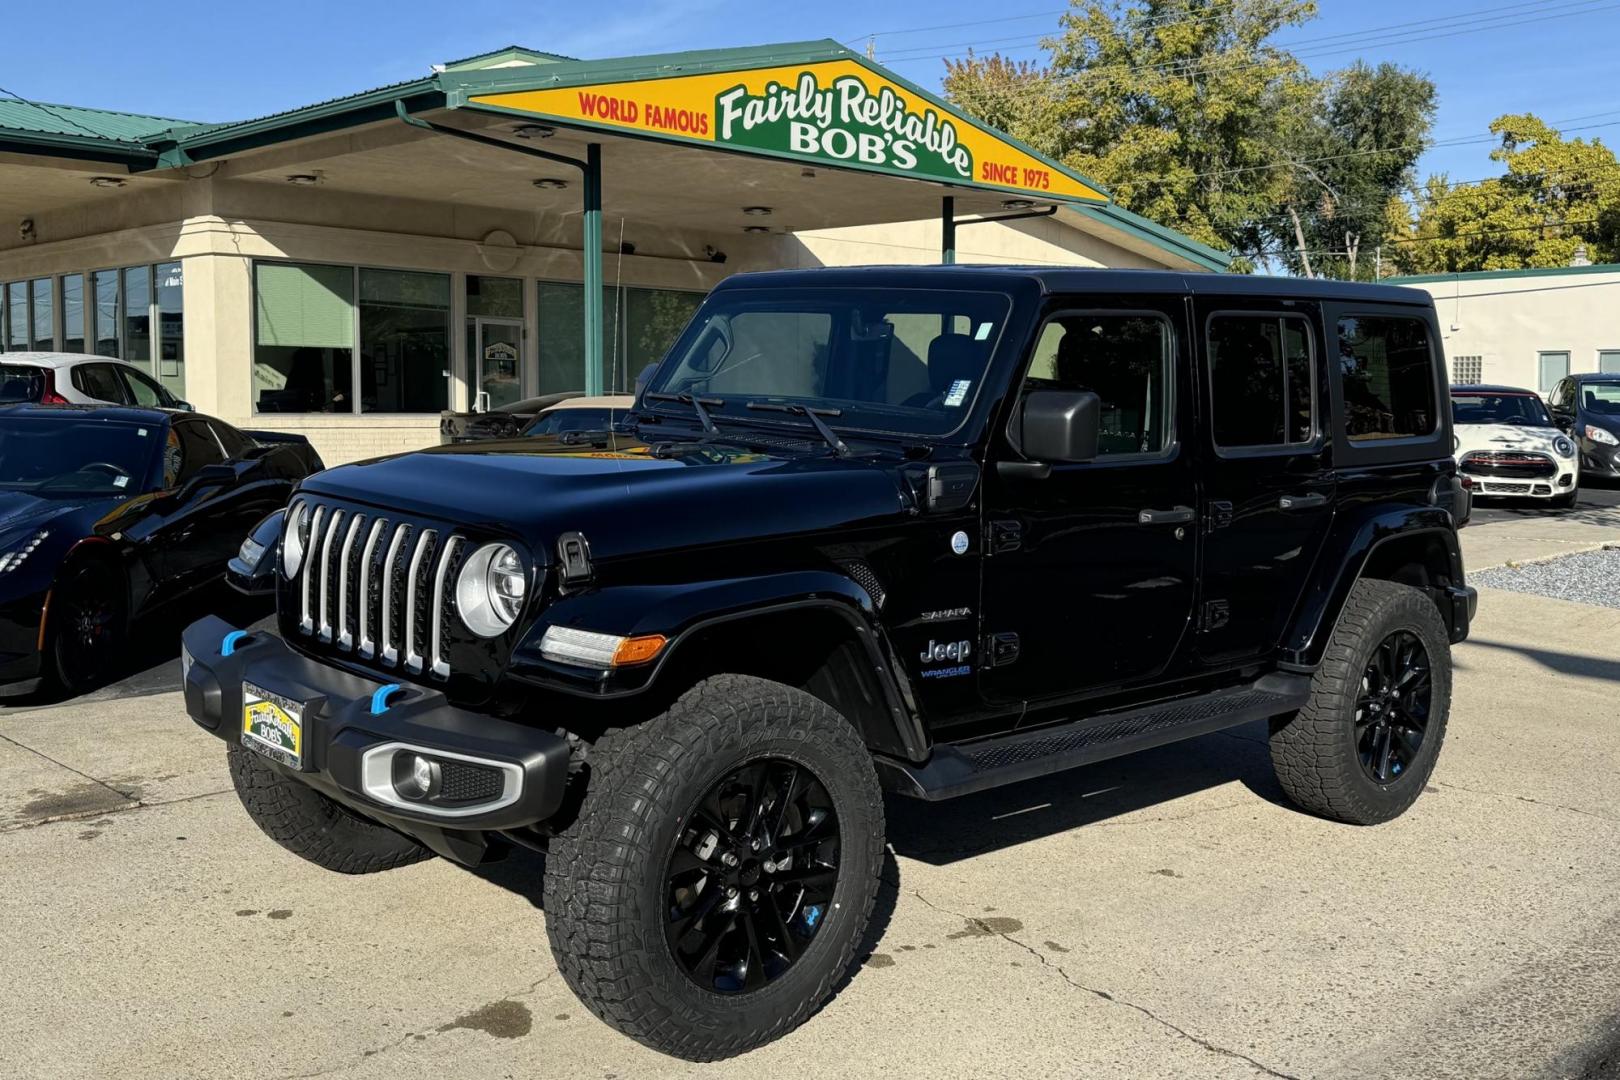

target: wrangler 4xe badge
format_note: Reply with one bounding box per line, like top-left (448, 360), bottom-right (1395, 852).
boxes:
top-left (919, 638), bottom-right (972, 679)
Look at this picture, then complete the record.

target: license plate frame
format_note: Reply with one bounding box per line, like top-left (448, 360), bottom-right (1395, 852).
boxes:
top-left (241, 682), bottom-right (306, 770)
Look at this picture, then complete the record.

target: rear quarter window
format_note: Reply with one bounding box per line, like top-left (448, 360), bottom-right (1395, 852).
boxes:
top-left (1335, 315), bottom-right (1438, 442)
top-left (0, 365), bottom-right (43, 403)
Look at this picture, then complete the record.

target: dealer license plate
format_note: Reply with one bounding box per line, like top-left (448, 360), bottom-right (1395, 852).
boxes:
top-left (241, 683), bottom-right (305, 769)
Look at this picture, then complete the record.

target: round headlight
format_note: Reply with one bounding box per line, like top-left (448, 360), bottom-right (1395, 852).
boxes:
top-left (1553, 435), bottom-right (1576, 458)
top-left (282, 502), bottom-right (307, 578)
top-left (456, 543), bottom-right (528, 637)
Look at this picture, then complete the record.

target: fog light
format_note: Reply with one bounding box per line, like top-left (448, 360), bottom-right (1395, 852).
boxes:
top-left (393, 752), bottom-right (440, 801)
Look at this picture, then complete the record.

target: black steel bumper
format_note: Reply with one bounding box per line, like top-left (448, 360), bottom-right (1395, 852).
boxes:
top-left (181, 616), bottom-right (571, 853)
top-left (1445, 584), bottom-right (1478, 643)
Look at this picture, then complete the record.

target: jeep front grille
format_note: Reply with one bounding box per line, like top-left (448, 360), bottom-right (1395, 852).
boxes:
top-left (289, 499), bottom-right (464, 680)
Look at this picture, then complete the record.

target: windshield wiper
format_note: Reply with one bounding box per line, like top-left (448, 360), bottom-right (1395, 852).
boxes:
top-left (644, 391), bottom-right (722, 434)
top-left (745, 401), bottom-right (849, 457)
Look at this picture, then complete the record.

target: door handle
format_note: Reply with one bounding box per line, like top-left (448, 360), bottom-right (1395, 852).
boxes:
top-left (1278, 493), bottom-right (1328, 511)
top-left (1138, 505), bottom-right (1196, 525)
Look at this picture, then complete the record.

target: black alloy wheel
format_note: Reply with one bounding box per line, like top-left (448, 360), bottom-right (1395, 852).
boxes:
top-left (664, 757), bottom-right (841, 994)
top-left (1355, 629), bottom-right (1432, 784)
top-left (51, 559), bottom-right (127, 694)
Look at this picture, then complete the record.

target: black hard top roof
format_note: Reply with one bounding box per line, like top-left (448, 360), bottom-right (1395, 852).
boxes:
top-left (0, 402), bottom-right (173, 423)
top-left (1571, 371), bottom-right (1620, 382)
top-left (716, 265), bottom-right (1432, 305)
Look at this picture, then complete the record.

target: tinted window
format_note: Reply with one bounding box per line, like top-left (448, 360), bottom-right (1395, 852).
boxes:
top-left (1027, 313), bottom-right (1172, 456)
top-left (74, 363), bottom-right (131, 404)
top-left (210, 420), bottom-right (257, 457)
top-left (1336, 316), bottom-right (1438, 442)
top-left (0, 364), bottom-right (44, 403)
top-left (119, 366), bottom-right (170, 408)
top-left (1450, 392), bottom-right (1551, 426)
top-left (1208, 315), bottom-right (1314, 449)
top-left (0, 417), bottom-right (158, 493)
top-left (524, 407), bottom-right (616, 436)
top-left (166, 419), bottom-right (225, 487)
top-left (1581, 382), bottom-right (1620, 415)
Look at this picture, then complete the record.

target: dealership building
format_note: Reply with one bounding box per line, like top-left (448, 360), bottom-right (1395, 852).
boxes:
top-left (0, 40), bottom-right (1227, 464)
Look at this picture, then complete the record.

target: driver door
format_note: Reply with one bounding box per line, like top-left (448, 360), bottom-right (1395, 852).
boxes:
top-left (145, 417), bottom-right (241, 600)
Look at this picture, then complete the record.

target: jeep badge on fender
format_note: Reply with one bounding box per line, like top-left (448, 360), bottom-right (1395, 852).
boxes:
top-left (180, 265), bottom-right (1474, 1061)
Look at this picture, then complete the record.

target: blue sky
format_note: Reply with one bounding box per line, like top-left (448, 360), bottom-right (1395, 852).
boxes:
top-left (3, 0), bottom-right (1614, 184)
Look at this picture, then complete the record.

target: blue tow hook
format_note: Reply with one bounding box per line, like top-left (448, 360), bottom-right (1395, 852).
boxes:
top-left (220, 630), bottom-right (249, 657)
top-left (370, 684), bottom-right (403, 715)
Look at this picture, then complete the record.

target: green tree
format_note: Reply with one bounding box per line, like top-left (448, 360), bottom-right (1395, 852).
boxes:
top-left (943, 0), bottom-right (1322, 258)
top-left (1276, 62), bottom-right (1437, 280)
top-left (1389, 114), bottom-right (1620, 273)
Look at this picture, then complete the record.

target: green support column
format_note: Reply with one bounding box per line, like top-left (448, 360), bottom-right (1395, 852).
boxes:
top-left (941, 196), bottom-right (956, 265)
top-left (583, 143), bottom-right (604, 395)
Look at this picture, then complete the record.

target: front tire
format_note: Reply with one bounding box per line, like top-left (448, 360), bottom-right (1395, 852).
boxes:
top-left (45, 557), bottom-right (129, 696)
top-left (227, 744), bottom-right (433, 873)
top-left (1270, 579), bottom-right (1451, 825)
top-left (1550, 485), bottom-right (1578, 510)
top-left (545, 674), bottom-right (885, 1061)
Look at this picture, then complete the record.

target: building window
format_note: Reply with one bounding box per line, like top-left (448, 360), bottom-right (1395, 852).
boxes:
top-left (3, 282), bottom-right (23, 352)
top-left (1451, 355), bottom-right (1482, 384)
top-left (1336, 315), bottom-right (1437, 441)
top-left (123, 266), bottom-right (152, 365)
top-left (358, 268), bottom-right (450, 413)
top-left (537, 281), bottom-right (701, 395)
top-left (62, 273), bottom-right (85, 353)
top-left (1207, 314), bottom-right (1315, 450)
top-left (92, 269), bottom-right (120, 358)
top-left (1599, 350), bottom-right (1620, 375)
top-left (624, 287), bottom-right (703, 389)
top-left (30, 278), bottom-right (54, 350)
top-left (156, 261), bottom-right (184, 382)
top-left (1537, 351), bottom-right (1570, 393)
top-left (253, 261), bottom-right (355, 413)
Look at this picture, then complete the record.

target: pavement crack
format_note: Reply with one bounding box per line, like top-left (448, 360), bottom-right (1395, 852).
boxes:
top-left (0, 730), bottom-right (139, 805)
top-left (1432, 780), bottom-right (1619, 823)
top-left (908, 889), bottom-right (1301, 1080)
top-left (0, 787), bottom-right (233, 833)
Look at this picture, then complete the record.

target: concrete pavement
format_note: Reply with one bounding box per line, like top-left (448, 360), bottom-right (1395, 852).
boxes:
top-left (3, 518), bottom-right (1619, 1079)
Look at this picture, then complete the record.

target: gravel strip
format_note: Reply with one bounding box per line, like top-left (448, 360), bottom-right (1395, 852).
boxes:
top-left (1472, 546), bottom-right (1620, 609)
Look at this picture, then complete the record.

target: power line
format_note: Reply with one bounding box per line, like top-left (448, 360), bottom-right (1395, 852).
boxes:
top-left (1239, 217), bottom-right (1603, 258)
top-left (0, 84), bottom-right (114, 141)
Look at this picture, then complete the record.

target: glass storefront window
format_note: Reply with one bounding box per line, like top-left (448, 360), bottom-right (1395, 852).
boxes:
top-left (62, 274), bottom-right (85, 353)
top-left (254, 262), bottom-right (355, 413)
top-left (3, 283), bottom-right (22, 352)
top-left (624, 287), bottom-right (703, 391)
top-left (537, 282), bottom-right (626, 395)
top-left (155, 261), bottom-right (184, 393)
top-left (93, 270), bottom-right (120, 358)
top-left (123, 266), bottom-right (151, 366)
top-left (31, 278), bottom-right (54, 351)
top-left (359, 269), bottom-right (450, 413)
top-left (466, 275), bottom-right (523, 319)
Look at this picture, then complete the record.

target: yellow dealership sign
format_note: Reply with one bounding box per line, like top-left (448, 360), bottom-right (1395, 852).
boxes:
top-left (469, 59), bottom-right (1107, 203)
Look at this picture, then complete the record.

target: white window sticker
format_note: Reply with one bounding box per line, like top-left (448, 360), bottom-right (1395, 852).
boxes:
top-left (113, 476), bottom-right (129, 488)
top-left (944, 379), bottom-right (971, 407)
top-left (975, 322), bottom-right (994, 341)
top-left (137, 428), bottom-right (148, 436)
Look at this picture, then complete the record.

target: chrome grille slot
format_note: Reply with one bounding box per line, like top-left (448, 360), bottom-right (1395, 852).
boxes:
top-left (289, 502), bottom-right (470, 682)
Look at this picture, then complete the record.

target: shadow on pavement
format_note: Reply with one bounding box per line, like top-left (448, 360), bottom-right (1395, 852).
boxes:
top-left (1462, 638), bottom-right (1620, 683)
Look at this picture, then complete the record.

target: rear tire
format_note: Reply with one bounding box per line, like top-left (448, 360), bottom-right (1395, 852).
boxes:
top-left (544, 674), bottom-right (885, 1061)
top-left (227, 743), bottom-right (432, 874)
top-left (1270, 579), bottom-right (1451, 825)
top-left (44, 557), bottom-right (128, 696)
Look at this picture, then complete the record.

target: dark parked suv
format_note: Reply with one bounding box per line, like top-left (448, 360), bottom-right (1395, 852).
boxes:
top-left (1546, 372), bottom-right (1620, 478)
top-left (180, 267), bottom-right (1475, 1060)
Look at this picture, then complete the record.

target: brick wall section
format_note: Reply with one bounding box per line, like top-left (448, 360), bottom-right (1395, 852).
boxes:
top-left (236, 416), bottom-right (442, 467)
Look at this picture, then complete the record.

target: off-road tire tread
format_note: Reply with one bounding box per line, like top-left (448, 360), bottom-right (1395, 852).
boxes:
top-left (227, 743), bottom-right (432, 874)
top-left (1270, 578), bottom-right (1451, 825)
top-left (544, 674), bottom-right (884, 1061)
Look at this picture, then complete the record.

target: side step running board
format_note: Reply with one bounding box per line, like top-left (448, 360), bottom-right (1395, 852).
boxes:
top-left (875, 674), bottom-right (1311, 801)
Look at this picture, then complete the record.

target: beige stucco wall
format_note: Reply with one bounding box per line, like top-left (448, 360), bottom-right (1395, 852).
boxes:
top-left (1, 171), bottom-right (1201, 465)
top-left (1397, 268), bottom-right (1620, 392)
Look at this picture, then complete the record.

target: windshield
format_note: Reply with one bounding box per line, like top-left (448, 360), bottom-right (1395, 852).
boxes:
top-left (1581, 382), bottom-right (1620, 414)
top-left (523, 407), bottom-right (625, 437)
top-left (0, 418), bottom-right (158, 494)
top-left (0, 365), bottom-right (44, 404)
top-left (644, 287), bottom-right (1012, 438)
top-left (1450, 392), bottom-right (1552, 426)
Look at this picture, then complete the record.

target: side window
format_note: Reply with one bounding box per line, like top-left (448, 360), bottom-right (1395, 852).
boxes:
top-left (167, 418), bottom-right (226, 486)
top-left (1207, 314), bottom-right (1315, 450)
top-left (1553, 379), bottom-right (1573, 411)
top-left (119, 366), bottom-right (169, 408)
top-left (210, 420), bottom-right (257, 458)
top-left (1335, 316), bottom-right (1438, 442)
top-left (74, 363), bottom-right (131, 404)
top-left (1026, 313), bottom-right (1173, 457)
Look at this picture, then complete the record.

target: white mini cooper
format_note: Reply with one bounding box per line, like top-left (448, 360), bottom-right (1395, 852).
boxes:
top-left (1450, 384), bottom-right (1579, 508)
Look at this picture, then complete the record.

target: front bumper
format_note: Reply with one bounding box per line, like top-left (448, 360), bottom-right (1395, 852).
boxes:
top-left (181, 615), bottom-right (571, 855)
top-left (1579, 441), bottom-right (1620, 477)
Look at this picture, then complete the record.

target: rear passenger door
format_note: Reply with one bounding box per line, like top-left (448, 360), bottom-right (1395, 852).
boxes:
top-left (1194, 304), bottom-right (1335, 668)
top-left (71, 363), bottom-right (132, 405)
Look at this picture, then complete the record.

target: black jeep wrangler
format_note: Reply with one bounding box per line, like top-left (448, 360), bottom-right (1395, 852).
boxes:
top-left (181, 266), bottom-right (1474, 1060)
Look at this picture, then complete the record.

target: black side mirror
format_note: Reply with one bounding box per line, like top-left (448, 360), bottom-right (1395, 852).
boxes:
top-left (227, 508), bottom-right (284, 595)
top-left (1011, 388), bottom-right (1101, 474)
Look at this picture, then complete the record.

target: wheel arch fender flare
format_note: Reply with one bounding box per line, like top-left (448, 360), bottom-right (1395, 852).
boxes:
top-left (509, 569), bottom-right (929, 761)
top-left (1280, 504), bottom-right (1464, 669)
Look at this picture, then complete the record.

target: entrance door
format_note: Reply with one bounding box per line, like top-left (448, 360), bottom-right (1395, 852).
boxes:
top-left (472, 319), bottom-right (524, 410)
top-left (980, 298), bottom-right (1199, 708)
top-left (1194, 304), bottom-right (1334, 668)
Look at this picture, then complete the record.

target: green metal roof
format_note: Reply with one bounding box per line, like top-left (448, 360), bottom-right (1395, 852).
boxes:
top-left (0, 97), bottom-right (196, 142)
top-left (1385, 262), bottom-right (1620, 285)
top-left (440, 45), bottom-right (574, 71)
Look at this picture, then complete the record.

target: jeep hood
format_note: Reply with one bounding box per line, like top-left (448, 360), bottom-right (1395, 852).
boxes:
top-left (297, 436), bottom-right (915, 559)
